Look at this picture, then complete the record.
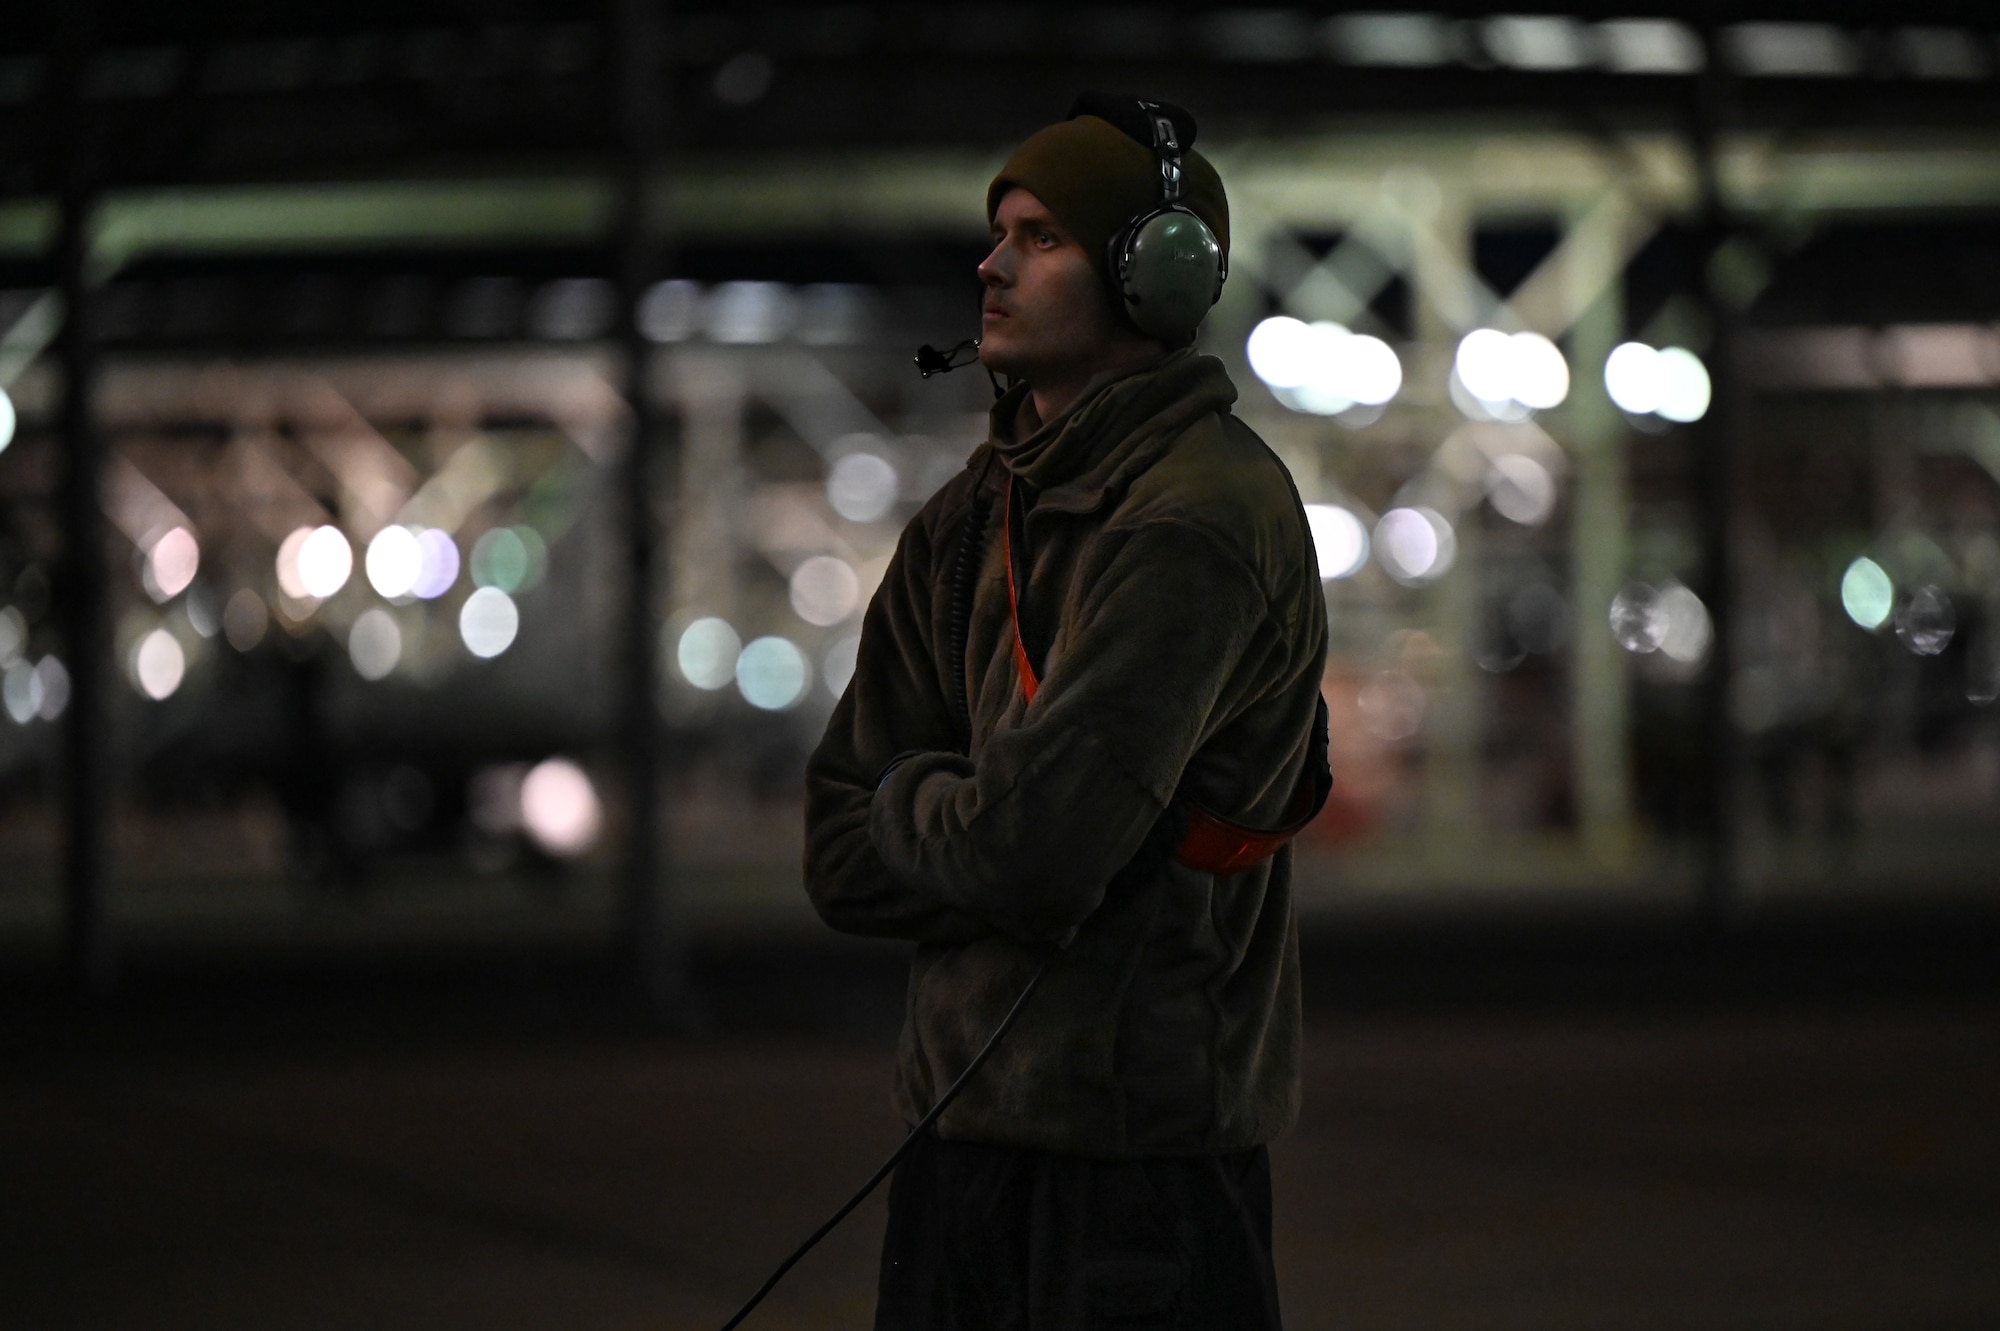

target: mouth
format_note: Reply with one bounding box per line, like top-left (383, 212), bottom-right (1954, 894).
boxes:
top-left (982, 303), bottom-right (1009, 322)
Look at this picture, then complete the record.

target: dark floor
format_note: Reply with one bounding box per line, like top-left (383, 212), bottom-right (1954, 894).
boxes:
top-left (5, 923), bottom-right (2000, 1330)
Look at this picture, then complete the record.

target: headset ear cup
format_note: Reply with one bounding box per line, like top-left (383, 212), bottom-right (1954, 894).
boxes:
top-left (1116, 207), bottom-right (1225, 345)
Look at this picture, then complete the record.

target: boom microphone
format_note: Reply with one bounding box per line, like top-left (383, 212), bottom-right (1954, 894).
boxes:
top-left (914, 337), bottom-right (980, 378)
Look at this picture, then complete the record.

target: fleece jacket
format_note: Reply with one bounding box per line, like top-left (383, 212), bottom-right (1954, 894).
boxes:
top-left (804, 348), bottom-right (1328, 1156)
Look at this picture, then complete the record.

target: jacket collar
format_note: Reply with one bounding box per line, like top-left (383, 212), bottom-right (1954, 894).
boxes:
top-left (977, 350), bottom-right (1239, 514)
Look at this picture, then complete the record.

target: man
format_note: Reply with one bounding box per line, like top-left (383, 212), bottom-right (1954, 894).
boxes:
top-left (804, 94), bottom-right (1328, 1329)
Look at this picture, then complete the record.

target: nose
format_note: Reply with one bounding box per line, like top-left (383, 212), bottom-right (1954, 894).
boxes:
top-left (977, 238), bottom-right (1009, 288)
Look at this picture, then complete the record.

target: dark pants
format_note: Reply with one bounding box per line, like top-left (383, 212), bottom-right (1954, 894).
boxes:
top-left (875, 1130), bottom-right (1284, 1329)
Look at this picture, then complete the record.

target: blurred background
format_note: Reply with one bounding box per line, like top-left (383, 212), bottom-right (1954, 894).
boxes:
top-left (4, 3), bottom-right (1999, 1329)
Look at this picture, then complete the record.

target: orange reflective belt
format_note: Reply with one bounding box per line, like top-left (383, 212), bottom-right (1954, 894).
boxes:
top-left (1002, 472), bottom-right (1328, 875)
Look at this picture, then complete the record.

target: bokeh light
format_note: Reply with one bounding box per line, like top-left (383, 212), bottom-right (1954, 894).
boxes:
top-left (1605, 342), bottom-right (1711, 423)
top-left (297, 525), bottom-right (353, 599)
top-left (1841, 557), bottom-right (1894, 630)
top-left (366, 525), bottom-right (423, 599)
top-left (1357, 669), bottom-right (1426, 741)
top-left (0, 606), bottom-right (23, 665)
top-left (132, 628), bottom-right (186, 700)
top-left (274, 526), bottom-right (313, 600)
top-left (736, 635), bottom-right (809, 709)
top-left (677, 617), bottom-right (741, 689)
top-left (0, 384), bottom-right (14, 455)
top-left (827, 450), bottom-right (900, 523)
top-left (1247, 316), bottom-right (1316, 390)
top-left (470, 526), bottom-right (546, 594)
top-left (1487, 454), bottom-right (1557, 526)
top-left (1656, 583), bottom-right (1712, 666)
top-left (1305, 504), bottom-right (1370, 580)
top-left (1375, 507), bottom-right (1456, 584)
top-left (144, 527), bottom-right (200, 602)
top-left (1609, 582), bottom-right (1669, 653)
top-left (349, 607), bottom-right (402, 680)
top-left (32, 655), bottom-right (68, 720)
top-left (413, 528), bottom-right (461, 599)
top-left (458, 586), bottom-right (519, 658)
top-left (1603, 342), bottom-right (1665, 414)
top-left (823, 634), bottom-right (860, 698)
top-left (789, 555), bottom-right (861, 626)
top-left (1655, 348), bottom-right (1713, 423)
top-left (1249, 318), bottom-right (1404, 416)
top-left (1895, 585), bottom-right (1955, 656)
top-left (222, 589), bottom-right (269, 652)
top-left (520, 757), bottom-right (603, 857)
top-left (3, 659), bottom-right (41, 722)
top-left (1455, 329), bottom-right (1569, 411)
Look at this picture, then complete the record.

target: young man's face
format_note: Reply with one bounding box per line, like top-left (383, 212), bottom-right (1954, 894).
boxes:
top-left (977, 188), bottom-right (1141, 388)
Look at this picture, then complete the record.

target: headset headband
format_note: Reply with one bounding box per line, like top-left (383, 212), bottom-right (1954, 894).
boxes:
top-left (1139, 99), bottom-right (1185, 205)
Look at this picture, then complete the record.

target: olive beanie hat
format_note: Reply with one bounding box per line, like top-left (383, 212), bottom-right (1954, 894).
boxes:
top-left (986, 95), bottom-right (1230, 283)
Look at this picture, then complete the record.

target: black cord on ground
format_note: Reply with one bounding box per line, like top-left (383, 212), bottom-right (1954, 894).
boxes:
top-left (716, 946), bottom-right (1064, 1331)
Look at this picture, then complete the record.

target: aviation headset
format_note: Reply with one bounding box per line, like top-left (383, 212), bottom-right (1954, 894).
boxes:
top-left (917, 93), bottom-right (1228, 380)
top-left (1098, 95), bottom-right (1229, 346)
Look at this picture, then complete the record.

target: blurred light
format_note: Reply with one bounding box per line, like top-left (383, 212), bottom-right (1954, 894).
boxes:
top-left (1342, 334), bottom-right (1403, 405)
top-left (736, 635), bottom-right (809, 710)
top-left (1895, 585), bottom-right (1955, 656)
top-left (1455, 330), bottom-right (1569, 411)
top-left (1327, 13), bottom-right (1451, 66)
top-left (0, 606), bottom-right (23, 666)
top-left (823, 634), bottom-right (860, 698)
top-left (222, 589), bottom-right (269, 652)
top-left (470, 527), bottom-right (543, 594)
top-left (133, 628), bottom-right (185, 700)
top-left (1657, 584), bottom-right (1713, 666)
top-left (790, 555), bottom-right (861, 626)
top-left (349, 607), bottom-right (402, 680)
top-left (0, 384), bottom-right (14, 454)
top-left (707, 281), bottom-right (795, 344)
top-left (1454, 329), bottom-right (1516, 403)
top-left (2, 659), bottom-right (40, 723)
top-left (185, 586), bottom-right (218, 637)
top-left (1725, 22), bottom-right (1857, 77)
top-left (459, 586), bottom-right (519, 658)
top-left (1484, 16), bottom-right (1588, 70)
top-left (1604, 342), bottom-right (1665, 414)
top-left (366, 525), bottom-right (423, 599)
top-left (638, 279), bottom-right (703, 343)
top-left (1509, 333), bottom-right (1570, 409)
top-left (275, 526), bottom-right (313, 600)
top-left (1357, 669), bottom-right (1425, 742)
top-left (33, 655), bottom-right (67, 720)
top-left (677, 617), bottom-right (741, 690)
top-left (1305, 504), bottom-right (1370, 580)
top-left (1447, 370), bottom-right (1530, 423)
top-left (1487, 454), bottom-right (1556, 526)
top-left (527, 277), bottom-right (615, 341)
top-left (1247, 316), bottom-right (1316, 390)
top-left (1375, 507), bottom-right (1455, 584)
top-left (1253, 320), bottom-right (1403, 415)
top-left (713, 50), bottom-right (774, 105)
top-left (141, 527), bottom-right (199, 603)
top-left (1609, 582), bottom-right (1669, 653)
top-left (520, 758), bottom-right (603, 858)
top-left (1655, 348), bottom-right (1712, 423)
top-left (1597, 18), bottom-right (1704, 73)
top-left (297, 526), bottom-right (353, 599)
top-left (1841, 557), bottom-right (1894, 630)
top-left (827, 450), bottom-right (900, 523)
top-left (412, 528), bottom-right (461, 599)
top-left (795, 284), bottom-right (874, 346)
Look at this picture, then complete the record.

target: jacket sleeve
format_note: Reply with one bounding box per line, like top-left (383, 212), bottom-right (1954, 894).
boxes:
top-left (868, 519), bottom-right (1273, 944)
top-left (803, 502), bottom-right (996, 945)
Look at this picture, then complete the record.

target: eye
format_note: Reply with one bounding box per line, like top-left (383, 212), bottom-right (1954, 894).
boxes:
top-left (1034, 229), bottom-right (1058, 248)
